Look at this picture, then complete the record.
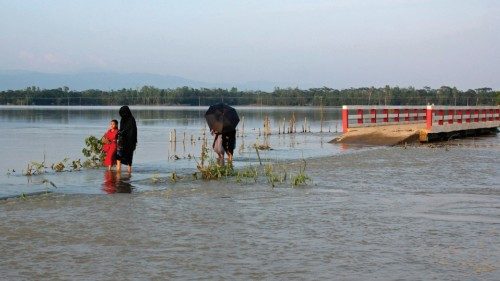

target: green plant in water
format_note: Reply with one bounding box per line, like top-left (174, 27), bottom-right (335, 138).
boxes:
top-left (291, 160), bottom-right (310, 187)
top-left (199, 143), bottom-right (209, 168)
top-left (24, 157), bottom-right (82, 176)
top-left (170, 172), bottom-right (180, 183)
top-left (195, 142), bottom-right (235, 180)
top-left (71, 159), bottom-right (82, 171)
top-left (264, 164), bottom-right (286, 187)
top-left (32, 161), bottom-right (46, 174)
top-left (51, 158), bottom-right (70, 172)
top-left (24, 160), bottom-right (46, 176)
top-left (197, 160), bottom-right (235, 180)
top-left (291, 173), bottom-right (309, 187)
top-left (236, 165), bottom-right (258, 183)
top-left (82, 135), bottom-right (104, 168)
top-left (151, 173), bottom-right (160, 184)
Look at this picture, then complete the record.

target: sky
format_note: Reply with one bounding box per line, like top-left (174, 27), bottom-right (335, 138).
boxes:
top-left (0, 0), bottom-right (499, 89)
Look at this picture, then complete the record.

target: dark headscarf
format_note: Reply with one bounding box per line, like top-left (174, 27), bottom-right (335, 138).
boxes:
top-left (118, 106), bottom-right (137, 150)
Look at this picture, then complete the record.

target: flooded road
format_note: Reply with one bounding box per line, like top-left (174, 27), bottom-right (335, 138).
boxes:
top-left (1, 143), bottom-right (499, 280)
top-left (0, 106), bottom-right (498, 279)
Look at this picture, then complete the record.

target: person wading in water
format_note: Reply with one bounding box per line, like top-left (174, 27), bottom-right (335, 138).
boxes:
top-left (116, 106), bottom-right (137, 174)
top-left (102, 119), bottom-right (119, 170)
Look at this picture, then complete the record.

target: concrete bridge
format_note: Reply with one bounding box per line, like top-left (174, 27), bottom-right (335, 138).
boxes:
top-left (337, 105), bottom-right (499, 145)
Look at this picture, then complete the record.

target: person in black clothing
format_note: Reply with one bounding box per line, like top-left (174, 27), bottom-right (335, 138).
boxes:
top-left (116, 106), bottom-right (137, 173)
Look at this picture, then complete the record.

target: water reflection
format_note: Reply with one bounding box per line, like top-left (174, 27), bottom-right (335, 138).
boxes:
top-left (102, 170), bottom-right (133, 194)
top-left (0, 105), bottom-right (342, 129)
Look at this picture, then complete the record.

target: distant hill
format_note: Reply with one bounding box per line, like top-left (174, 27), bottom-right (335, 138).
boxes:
top-left (0, 70), bottom-right (285, 91)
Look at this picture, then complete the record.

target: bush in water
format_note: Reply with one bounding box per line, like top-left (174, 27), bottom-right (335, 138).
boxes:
top-left (82, 135), bottom-right (104, 168)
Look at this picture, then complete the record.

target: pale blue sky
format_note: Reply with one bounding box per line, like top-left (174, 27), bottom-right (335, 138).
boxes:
top-left (1, 0), bottom-right (498, 89)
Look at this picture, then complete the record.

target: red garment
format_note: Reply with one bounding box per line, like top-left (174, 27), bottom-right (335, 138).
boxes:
top-left (102, 170), bottom-right (117, 194)
top-left (102, 129), bottom-right (118, 166)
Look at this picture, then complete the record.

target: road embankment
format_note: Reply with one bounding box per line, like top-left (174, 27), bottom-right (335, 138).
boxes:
top-left (331, 124), bottom-right (426, 146)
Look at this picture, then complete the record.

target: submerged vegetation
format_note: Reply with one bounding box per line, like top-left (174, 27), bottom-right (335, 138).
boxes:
top-left (264, 164), bottom-right (286, 187)
top-left (17, 120), bottom-right (310, 190)
top-left (290, 160), bottom-right (310, 187)
top-left (25, 160), bottom-right (46, 176)
top-left (196, 159), bottom-right (310, 187)
top-left (24, 158), bottom-right (84, 175)
top-left (193, 136), bottom-right (310, 186)
top-left (197, 161), bottom-right (235, 180)
top-left (20, 135), bottom-right (102, 177)
top-left (196, 151), bottom-right (310, 188)
top-left (236, 166), bottom-right (259, 183)
top-left (18, 131), bottom-right (311, 188)
top-left (195, 145), bottom-right (235, 180)
top-left (1, 85), bottom-right (498, 106)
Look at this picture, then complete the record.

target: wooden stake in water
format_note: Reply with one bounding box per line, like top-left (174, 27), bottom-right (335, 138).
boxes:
top-left (240, 116), bottom-right (245, 137)
top-left (320, 97), bottom-right (324, 133)
top-left (289, 113), bottom-right (296, 134)
top-left (170, 136), bottom-right (177, 155)
top-left (263, 115), bottom-right (271, 136)
top-left (264, 115), bottom-right (268, 136)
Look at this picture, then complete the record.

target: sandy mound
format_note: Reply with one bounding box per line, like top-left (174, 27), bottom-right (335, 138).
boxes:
top-left (331, 124), bottom-right (425, 146)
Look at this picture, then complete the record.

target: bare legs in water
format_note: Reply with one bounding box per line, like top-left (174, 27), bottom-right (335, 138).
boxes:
top-left (116, 160), bottom-right (132, 173)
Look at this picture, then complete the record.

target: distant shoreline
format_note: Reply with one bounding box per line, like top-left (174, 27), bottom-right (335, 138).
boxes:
top-left (1, 86), bottom-right (498, 106)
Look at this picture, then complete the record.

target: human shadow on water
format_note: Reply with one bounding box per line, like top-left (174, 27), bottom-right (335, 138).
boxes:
top-left (102, 170), bottom-right (133, 194)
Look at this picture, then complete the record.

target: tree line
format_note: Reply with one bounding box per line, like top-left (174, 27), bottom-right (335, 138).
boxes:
top-left (0, 85), bottom-right (498, 106)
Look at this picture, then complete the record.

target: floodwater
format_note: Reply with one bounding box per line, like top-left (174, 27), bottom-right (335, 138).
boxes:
top-left (0, 105), bottom-right (343, 197)
top-left (0, 106), bottom-right (499, 280)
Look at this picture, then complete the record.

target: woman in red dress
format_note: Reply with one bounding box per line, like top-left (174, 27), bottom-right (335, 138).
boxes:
top-left (102, 120), bottom-right (119, 170)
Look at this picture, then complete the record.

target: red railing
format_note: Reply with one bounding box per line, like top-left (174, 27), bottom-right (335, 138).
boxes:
top-left (342, 105), bottom-right (500, 132)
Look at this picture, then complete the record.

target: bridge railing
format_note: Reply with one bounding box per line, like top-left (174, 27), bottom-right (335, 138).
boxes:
top-left (342, 105), bottom-right (500, 132)
top-left (426, 106), bottom-right (500, 132)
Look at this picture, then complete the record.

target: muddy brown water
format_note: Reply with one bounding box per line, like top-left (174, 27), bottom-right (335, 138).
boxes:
top-left (1, 143), bottom-right (499, 280)
top-left (0, 106), bottom-right (499, 280)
